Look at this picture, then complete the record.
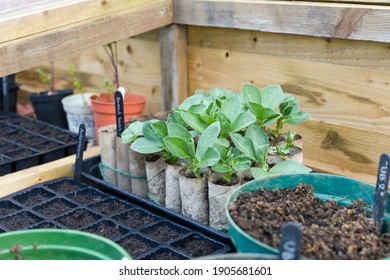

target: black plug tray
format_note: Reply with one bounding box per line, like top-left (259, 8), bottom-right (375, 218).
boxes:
top-left (0, 177), bottom-right (234, 260)
top-left (0, 113), bottom-right (84, 175)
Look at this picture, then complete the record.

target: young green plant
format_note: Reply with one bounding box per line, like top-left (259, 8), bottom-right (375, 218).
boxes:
top-left (230, 124), bottom-right (311, 179)
top-left (163, 121), bottom-right (221, 178)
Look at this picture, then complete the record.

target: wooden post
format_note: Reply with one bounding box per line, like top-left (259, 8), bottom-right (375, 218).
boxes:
top-left (160, 24), bottom-right (188, 111)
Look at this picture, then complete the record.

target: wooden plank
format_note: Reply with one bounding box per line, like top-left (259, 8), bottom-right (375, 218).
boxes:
top-left (0, 0), bottom-right (172, 77)
top-left (0, 0), bottom-right (161, 43)
top-left (0, 146), bottom-right (100, 198)
top-left (173, 0), bottom-right (390, 43)
top-left (285, 119), bottom-right (390, 179)
top-left (187, 46), bottom-right (390, 133)
top-left (188, 26), bottom-right (390, 71)
top-left (304, 158), bottom-right (376, 185)
top-left (160, 24), bottom-right (188, 110)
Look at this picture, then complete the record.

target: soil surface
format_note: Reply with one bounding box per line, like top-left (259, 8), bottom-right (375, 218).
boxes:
top-left (47, 181), bottom-right (80, 194)
top-left (173, 235), bottom-right (216, 257)
top-left (148, 250), bottom-right (187, 260)
top-left (114, 210), bottom-right (157, 229)
top-left (118, 235), bottom-right (155, 258)
top-left (89, 199), bottom-right (129, 215)
top-left (229, 183), bottom-right (390, 260)
top-left (143, 223), bottom-right (184, 242)
top-left (0, 212), bottom-right (41, 230)
top-left (56, 209), bottom-right (99, 229)
top-left (85, 221), bottom-right (127, 239)
top-left (34, 199), bottom-right (75, 217)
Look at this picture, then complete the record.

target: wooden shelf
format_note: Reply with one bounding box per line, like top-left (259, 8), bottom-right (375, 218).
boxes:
top-left (0, 0), bottom-right (173, 77)
top-left (0, 146), bottom-right (100, 198)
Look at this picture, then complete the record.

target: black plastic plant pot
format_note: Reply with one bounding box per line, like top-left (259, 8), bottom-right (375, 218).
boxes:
top-left (29, 89), bottom-right (73, 129)
top-left (0, 84), bottom-right (19, 113)
top-left (0, 113), bottom-right (86, 175)
top-left (0, 177), bottom-right (234, 260)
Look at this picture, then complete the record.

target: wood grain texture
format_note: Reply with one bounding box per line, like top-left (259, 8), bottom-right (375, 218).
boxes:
top-left (0, 146), bottom-right (100, 198)
top-left (160, 24), bottom-right (188, 110)
top-left (285, 119), bottom-right (390, 178)
top-left (187, 46), bottom-right (390, 133)
top-left (188, 26), bottom-right (390, 71)
top-left (173, 0), bottom-right (390, 43)
top-left (0, 0), bottom-right (172, 77)
top-left (0, 0), bottom-right (163, 43)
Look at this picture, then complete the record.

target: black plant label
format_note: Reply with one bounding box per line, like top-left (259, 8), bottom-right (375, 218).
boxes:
top-left (115, 91), bottom-right (125, 137)
top-left (279, 222), bottom-right (302, 260)
top-left (373, 153), bottom-right (390, 231)
top-left (74, 124), bottom-right (86, 186)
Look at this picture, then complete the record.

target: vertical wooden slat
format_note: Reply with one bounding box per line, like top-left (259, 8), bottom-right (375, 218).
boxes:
top-left (160, 24), bottom-right (188, 111)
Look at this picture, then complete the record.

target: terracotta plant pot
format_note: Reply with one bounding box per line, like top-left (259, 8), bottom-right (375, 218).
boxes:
top-left (90, 93), bottom-right (147, 143)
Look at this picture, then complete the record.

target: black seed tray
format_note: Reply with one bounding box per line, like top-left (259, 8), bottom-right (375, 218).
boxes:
top-left (0, 113), bottom-right (86, 175)
top-left (0, 177), bottom-right (234, 260)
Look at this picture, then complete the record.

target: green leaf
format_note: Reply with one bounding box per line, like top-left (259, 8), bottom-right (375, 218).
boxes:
top-left (197, 147), bottom-right (220, 168)
top-left (121, 121), bottom-right (143, 143)
top-left (131, 138), bottom-right (163, 154)
top-left (230, 132), bottom-right (256, 160)
top-left (260, 108), bottom-right (282, 127)
top-left (254, 144), bottom-right (269, 166)
top-left (167, 123), bottom-right (192, 142)
top-left (212, 161), bottom-right (231, 173)
top-left (178, 94), bottom-right (203, 110)
top-left (245, 124), bottom-right (268, 148)
top-left (269, 160), bottom-right (312, 175)
top-left (221, 94), bottom-right (242, 123)
top-left (188, 104), bottom-right (207, 114)
top-left (232, 155), bottom-right (252, 172)
top-left (196, 122), bottom-right (220, 162)
top-left (163, 136), bottom-right (190, 159)
top-left (260, 84), bottom-right (284, 109)
top-left (251, 167), bottom-right (269, 180)
top-left (181, 111), bottom-right (215, 133)
top-left (216, 138), bottom-right (230, 148)
top-left (284, 112), bottom-right (310, 125)
top-left (242, 83), bottom-right (262, 104)
top-left (230, 110), bottom-right (256, 132)
top-left (143, 122), bottom-right (164, 146)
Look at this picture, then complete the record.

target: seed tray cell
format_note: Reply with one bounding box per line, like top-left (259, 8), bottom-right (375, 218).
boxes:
top-left (12, 187), bottom-right (56, 207)
top-left (0, 113), bottom-right (85, 175)
top-left (32, 198), bottom-right (78, 217)
top-left (0, 177), bottom-right (234, 259)
top-left (141, 247), bottom-right (190, 260)
top-left (0, 200), bottom-right (22, 216)
top-left (54, 208), bottom-right (102, 229)
top-left (0, 211), bottom-right (43, 231)
top-left (84, 220), bottom-right (129, 240)
top-left (88, 198), bottom-right (133, 216)
top-left (118, 234), bottom-right (159, 259)
top-left (0, 156), bottom-right (12, 176)
top-left (65, 188), bottom-right (109, 205)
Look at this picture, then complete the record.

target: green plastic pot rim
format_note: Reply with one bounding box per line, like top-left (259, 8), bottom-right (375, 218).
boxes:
top-left (0, 229), bottom-right (132, 260)
top-left (225, 173), bottom-right (389, 258)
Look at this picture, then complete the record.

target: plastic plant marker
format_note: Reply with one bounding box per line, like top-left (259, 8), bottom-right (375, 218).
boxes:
top-left (279, 222), bottom-right (302, 260)
top-left (73, 124), bottom-right (86, 186)
top-left (115, 89), bottom-right (125, 137)
top-left (373, 153), bottom-right (390, 233)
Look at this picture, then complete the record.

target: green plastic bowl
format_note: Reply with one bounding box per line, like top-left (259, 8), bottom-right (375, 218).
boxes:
top-left (226, 173), bottom-right (390, 258)
top-left (0, 229), bottom-right (132, 260)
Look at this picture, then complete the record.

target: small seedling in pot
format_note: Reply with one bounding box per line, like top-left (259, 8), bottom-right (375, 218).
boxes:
top-left (36, 61), bottom-right (56, 95)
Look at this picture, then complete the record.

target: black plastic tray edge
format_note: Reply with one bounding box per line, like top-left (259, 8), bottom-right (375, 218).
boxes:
top-left (77, 155), bottom-right (234, 244)
top-left (0, 113), bottom-right (86, 173)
